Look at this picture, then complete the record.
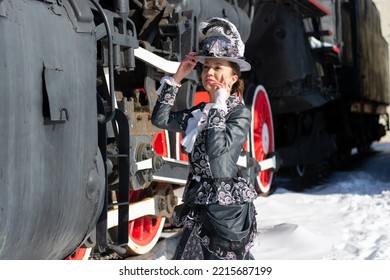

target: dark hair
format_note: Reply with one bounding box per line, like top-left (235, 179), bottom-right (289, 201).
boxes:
top-left (229, 61), bottom-right (245, 99)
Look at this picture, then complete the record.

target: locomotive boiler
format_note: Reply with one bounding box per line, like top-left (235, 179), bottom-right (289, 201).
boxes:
top-left (0, 0), bottom-right (388, 259)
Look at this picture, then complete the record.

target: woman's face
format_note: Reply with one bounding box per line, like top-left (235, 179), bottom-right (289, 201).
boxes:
top-left (201, 58), bottom-right (238, 101)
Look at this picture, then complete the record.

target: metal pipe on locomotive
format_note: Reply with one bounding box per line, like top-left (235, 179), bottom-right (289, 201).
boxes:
top-left (0, 0), bottom-right (388, 259)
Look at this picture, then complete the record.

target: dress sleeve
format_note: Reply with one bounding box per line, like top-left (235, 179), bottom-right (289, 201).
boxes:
top-left (151, 77), bottom-right (189, 133)
top-left (205, 105), bottom-right (250, 160)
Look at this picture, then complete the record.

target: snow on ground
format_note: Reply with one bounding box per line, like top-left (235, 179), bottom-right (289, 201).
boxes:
top-left (252, 142), bottom-right (390, 260)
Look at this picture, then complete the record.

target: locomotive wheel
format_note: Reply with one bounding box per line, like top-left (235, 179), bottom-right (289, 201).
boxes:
top-left (127, 216), bottom-right (165, 255)
top-left (65, 248), bottom-right (92, 260)
top-left (250, 85), bottom-right (275, 196)
top-left (125, 131), bottom-right (169, 255)
top-left (127, 190), bottom-right (166, 254)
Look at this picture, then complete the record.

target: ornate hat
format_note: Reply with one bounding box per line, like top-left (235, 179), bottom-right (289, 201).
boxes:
top-left (196, 17), bottom-right (251, 72)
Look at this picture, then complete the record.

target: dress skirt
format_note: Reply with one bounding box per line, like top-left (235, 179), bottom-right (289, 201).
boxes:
top-left (170, 179), bottom-right (257, 260)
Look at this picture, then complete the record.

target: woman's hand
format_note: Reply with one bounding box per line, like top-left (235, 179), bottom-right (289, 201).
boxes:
top-left (208, 74), bottom-right (230, 92)
top-left (173, 52), bottom-right (199, 85)
top-left (208, 75), bottom-right (230, 106)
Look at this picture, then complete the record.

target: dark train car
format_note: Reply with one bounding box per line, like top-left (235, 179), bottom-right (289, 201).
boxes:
top-left (0, 0), bottom-right (388, 259)
top-left (340, 0), bottom-right (389, 104)
top-left (244, 0), bottom-right (389, 189)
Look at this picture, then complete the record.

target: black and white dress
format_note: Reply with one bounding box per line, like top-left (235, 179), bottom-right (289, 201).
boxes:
top-left (151, 78), bottom-right (258, 260)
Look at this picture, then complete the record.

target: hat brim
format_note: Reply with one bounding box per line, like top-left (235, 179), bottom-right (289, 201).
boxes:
top-left (195, 55), bottom-right (251, 72)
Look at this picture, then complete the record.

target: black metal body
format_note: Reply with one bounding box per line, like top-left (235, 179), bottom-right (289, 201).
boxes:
top-left (0, 0), bottom-right (104, 259)
top-left (0, 0), bottom-right (389, 259)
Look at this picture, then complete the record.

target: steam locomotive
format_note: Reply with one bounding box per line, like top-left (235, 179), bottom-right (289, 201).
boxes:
top-left (0, 0), bottom-right (388, 259)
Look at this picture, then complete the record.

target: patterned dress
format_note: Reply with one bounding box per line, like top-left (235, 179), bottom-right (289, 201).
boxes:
top-left (152, 79), bottom-right (258, 260)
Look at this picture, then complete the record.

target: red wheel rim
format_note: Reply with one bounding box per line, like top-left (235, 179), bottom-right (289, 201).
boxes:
top-left (250, 85), bottom-right (274, 194)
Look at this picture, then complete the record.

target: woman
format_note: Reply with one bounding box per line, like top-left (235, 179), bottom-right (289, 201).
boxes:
top-left (151, 17), bottom-right (257, 260)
